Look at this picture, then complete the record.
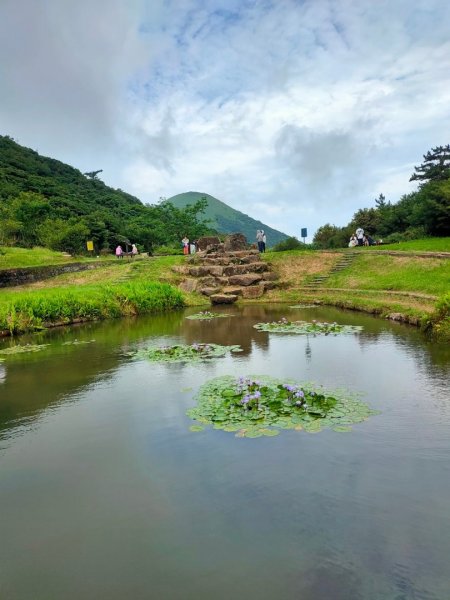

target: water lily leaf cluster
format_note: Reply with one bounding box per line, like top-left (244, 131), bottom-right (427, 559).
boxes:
top-left (186, 311), bottom-right (232, 320)
top-left (62, 339), bottom-right (96, 346)
top-left (289, 304), bottom-right (317, 309)
top-left (132, 343), bottom-right (243, 363)
top-left (187, 375), bottom-right (378, 437)
top-left (0, 343), bottom-right (50, 355)
top-left (254, 318), bottom-right (362, 335)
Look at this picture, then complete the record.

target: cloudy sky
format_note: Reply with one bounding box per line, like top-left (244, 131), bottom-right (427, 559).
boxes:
top-left (1, 0), bottom-right (450, 239)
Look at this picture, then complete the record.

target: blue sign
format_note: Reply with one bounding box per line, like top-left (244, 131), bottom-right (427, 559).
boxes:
top-left (301, 228), bottom-right (307, 238)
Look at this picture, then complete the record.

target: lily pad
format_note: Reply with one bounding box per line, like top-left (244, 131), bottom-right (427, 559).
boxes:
top-left (254, 319), bottom-right (362, 335)
top-left (130, 343), bottom-right (243, 363)
top-left (0, 344), bottom-right (50, 356)
top-left (188, 375), bottom-right (378, 438)
top-left (186, 311), bottom-right (232, 320)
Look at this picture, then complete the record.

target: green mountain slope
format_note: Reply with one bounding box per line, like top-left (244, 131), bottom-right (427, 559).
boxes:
top-left (0, 135), bottom-right (209, 251)
top-left (167, 191), bottom-right (289, 247)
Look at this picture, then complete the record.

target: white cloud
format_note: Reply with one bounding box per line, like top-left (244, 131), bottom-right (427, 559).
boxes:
top-left (1, 0), bottom-right (450, 239)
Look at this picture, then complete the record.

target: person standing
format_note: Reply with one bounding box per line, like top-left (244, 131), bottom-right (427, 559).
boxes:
top-left (355, 227), bottom-right (364, 246)
top-left (262, 231), bottom-right (266, 253)
top-left (256, 230), bottom-right (264, 252)
top-left (181, 235), bottom-right (190, 255)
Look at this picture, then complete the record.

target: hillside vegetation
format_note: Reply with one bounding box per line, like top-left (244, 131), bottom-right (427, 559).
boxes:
top-left (0, 135), bottom-right (210, 253)
top-left (167, 191), bottom-right (289, 247)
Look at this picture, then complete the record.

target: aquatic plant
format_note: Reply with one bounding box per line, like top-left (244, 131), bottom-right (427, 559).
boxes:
top-left (132, 343), bottom-right (243, 363)
top-left (187, 375), bottom-right (378, 437)
top-left (61, 339), bottom-right (96, 346)
top-left (289, 304), bottom-right (318, 309)
top-left (186, 311), bottom-right (232, 320)
top-left (253, 318), bottom-right (362, 335)
top-left (0, 343), bottom-right (50, 355)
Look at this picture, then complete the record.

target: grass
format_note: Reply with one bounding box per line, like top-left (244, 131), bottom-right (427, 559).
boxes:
top-left (365, 237), bottom-right (450, 252)
top-left (324, 254), bottom-right (450, 296)
top-left (0, 281), bottom-right (185, 335)
top-left (0, 246), bottom-right (97, 268)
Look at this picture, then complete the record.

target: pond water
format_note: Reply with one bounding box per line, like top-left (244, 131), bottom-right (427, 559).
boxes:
top-left (0, 306), bottom-right (449, 600)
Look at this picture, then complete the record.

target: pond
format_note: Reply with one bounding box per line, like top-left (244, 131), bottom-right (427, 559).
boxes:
top-left (0, 305), bottom-right (449, 600)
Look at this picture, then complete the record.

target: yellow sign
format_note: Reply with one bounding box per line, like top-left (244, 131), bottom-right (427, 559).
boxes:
top-left (86, 240), bottom-right (94, 251)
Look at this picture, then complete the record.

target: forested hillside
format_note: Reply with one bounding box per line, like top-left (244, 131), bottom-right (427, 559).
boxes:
top-left (313, 145), bottom-right (450, 249)
top-left (0, 135), bottom-right (210, 253)
top-left (167, 191), bottom-right (289, 247)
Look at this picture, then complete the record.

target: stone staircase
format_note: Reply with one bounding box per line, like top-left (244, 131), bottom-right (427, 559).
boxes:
top-left (177, 234), bottom-right (279, 304)
top-left (304, 251), bottom-right (357, 288)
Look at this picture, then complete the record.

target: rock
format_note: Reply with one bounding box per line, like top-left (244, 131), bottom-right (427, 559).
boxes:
top-left (222, 286), bottom-right (243, 296)
top-left (223, 233), bottom-right (248, 251)
top-left (261, 271), bottom-right (279, 281)
top-left (205, 243), bottom-right (224, 254)
top-left (200, 287), bottom-right (221, 296)
top-left (223, 263), bottom-right (267, 276)
top-left (241, 285), bottom-right (264, 299)
top-left (205, 265), bottom-right (224, 277)
top-left (228, 273), bottom-right (263, 286)
top-left (196, 236), bottom-right (220, 251)
top-left (188, 266), bottom-right (209, 277)
top-left (179, 279), bottom-right (199, 292)
top-left (210, 294), bottom-right (238, 305)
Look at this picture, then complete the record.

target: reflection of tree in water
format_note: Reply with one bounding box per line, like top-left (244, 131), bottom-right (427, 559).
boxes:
top-left (354, 317), bottom-right (450, 382)
top-left (0, 311), bottom-right (187, 446)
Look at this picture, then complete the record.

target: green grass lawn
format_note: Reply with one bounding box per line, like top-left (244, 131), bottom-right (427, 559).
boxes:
top-left (366, 237), bottom-right (450, 252)
top-left (325, 254), bottom-right (450, 296)
top-left (0, 246), bottom-right (115, 269)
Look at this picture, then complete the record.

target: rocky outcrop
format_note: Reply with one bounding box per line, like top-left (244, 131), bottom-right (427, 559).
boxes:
top-left (177, 234), bottom-right (278, 304)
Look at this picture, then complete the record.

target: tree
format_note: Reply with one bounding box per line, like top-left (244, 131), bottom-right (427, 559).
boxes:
top-left (410, 145), bottom-right (450, 182)
top-left (83, 170), bottom-right (103, 180)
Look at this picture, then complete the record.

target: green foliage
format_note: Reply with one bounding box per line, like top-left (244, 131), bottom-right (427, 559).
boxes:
top-left (131, 343), bottom-right (242, 363)
top-left (410, 145), bottom-right (450, 182)
top-left (166, 191), bottom-right (290, 247)
top-left (185, 311), bottom-right (232, 320)
top-left (253, 317), bottom-right (363, 335)
top-left (187, 375), bottom-right (378, 437)
top-left (314, 145), bottom-right (450, 247)
top-left (0, 281), bottom-right (184, 334)
top-left (0, 136), bottom-right (211, 253)
top-left (272, 236), bottom-right (306, 252)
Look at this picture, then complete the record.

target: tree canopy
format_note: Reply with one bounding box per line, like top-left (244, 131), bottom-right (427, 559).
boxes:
top-left (0, 135), bottom-right (211, 252)
top-left (313, 144), bottom-right (450, 248)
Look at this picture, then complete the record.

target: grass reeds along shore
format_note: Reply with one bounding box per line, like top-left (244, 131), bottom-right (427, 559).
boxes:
top-left (0, 281), bottom-right (185, 335)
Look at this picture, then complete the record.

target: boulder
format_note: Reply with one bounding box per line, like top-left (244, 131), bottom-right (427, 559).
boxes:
top-left (196, 236), bottom-right (220, 251)
top-left (188, 266), bottom-right (209, 277)
top-left (241, 285), bottom-right (264, 299)
top-left (205, 265), bottom-right (224, 277)
top-left (200, 287), bottom-right (221, 296)
top-left (210, 294), bottom-right (238, 305)
top-left (179, 279), bottom-right (199, 292)
top-left (223, 233), bottom-right (248, 251)
top-left (228, 273), bottom-right (263, 286)
top-left (222, 286), bottom-right (243, 296)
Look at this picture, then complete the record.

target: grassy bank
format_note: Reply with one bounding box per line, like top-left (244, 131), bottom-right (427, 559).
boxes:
top-left (263, 249), bottom-right (450, 338)
top-left (0, 281), bottom-right (184, 335)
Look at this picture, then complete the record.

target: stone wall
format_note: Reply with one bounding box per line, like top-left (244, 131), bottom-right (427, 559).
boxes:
top-left (0, 262), bottom-right (107, 288)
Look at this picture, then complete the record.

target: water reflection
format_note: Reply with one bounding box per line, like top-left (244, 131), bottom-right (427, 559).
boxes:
top-left (0, 306), bottom-right (449, 599)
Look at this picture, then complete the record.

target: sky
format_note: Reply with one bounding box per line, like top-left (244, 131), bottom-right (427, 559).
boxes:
top-left (1, 0), bottom-right (450, 240)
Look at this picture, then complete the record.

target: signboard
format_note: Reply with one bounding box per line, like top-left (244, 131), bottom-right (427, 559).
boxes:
top-left (301, 228), bottom-right (307, 238)
top-left (86, 240), bottom-right (94, 252)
